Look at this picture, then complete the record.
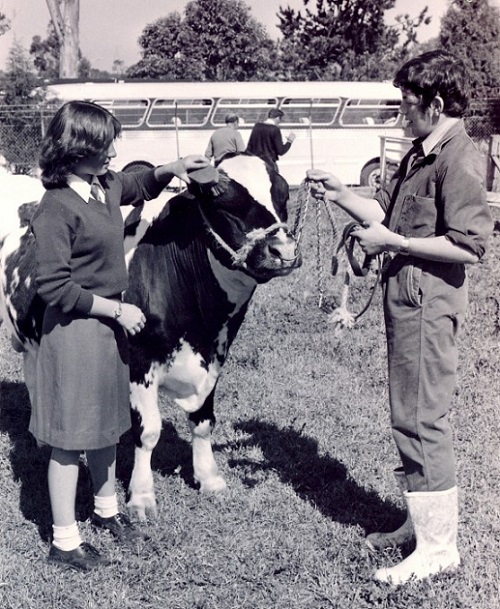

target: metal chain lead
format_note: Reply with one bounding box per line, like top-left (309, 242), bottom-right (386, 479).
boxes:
top-left (314, 195), bottom-right (326, 309)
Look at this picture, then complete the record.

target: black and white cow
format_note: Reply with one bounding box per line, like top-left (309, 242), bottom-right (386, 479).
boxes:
top-left (0, 154), bottom-right (301, 520)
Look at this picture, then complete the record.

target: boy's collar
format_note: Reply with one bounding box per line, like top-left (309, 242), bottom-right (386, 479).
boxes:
top-left (420, 116), bottom-right (460, 157)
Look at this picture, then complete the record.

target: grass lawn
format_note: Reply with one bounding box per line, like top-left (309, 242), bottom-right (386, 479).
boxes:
top-left (0, 192), bottom-right (499, 608)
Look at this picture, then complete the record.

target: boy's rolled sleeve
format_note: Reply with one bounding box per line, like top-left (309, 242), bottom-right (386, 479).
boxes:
top-left (439, 154), bottom-right (493, 259)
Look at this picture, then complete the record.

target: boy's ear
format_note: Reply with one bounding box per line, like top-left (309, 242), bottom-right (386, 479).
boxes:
top-left (432, 95), bottom-right (444, 114)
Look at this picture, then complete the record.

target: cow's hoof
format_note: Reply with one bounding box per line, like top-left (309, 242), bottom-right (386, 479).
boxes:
top-left (198, 475), bottom-right (228, 494)
top-left (126, 494), bottom-right (158, 522)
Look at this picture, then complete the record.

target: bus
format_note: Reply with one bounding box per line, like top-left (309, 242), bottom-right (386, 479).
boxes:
top-left (44, 80), bottom-right (412, 187)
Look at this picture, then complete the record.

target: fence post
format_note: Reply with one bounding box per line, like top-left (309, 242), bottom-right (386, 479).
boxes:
top-left (487, 134), bottom-right (500, 192)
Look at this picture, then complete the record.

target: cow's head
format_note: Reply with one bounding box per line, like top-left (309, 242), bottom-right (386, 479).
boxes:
top-left (189, 154), bottom-right (302, 283)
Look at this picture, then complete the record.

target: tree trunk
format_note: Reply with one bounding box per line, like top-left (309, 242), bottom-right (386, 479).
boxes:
top-left (45, 0), bottom-right (79, 78)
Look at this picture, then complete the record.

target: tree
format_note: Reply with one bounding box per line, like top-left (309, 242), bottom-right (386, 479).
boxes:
top-left (0, 11), bottom-right (10, 37)
top-left (0, 42), bottom-right (47, 172)
top-left (30, 22), bottom-right (92, 80)
top-left (45, 0), bottom-right (79, 78)
top-left (439, 0), bottom-right (500, 95)
top-left (127, 13), bottom-right (204, 80)
top-left (30, 23), bottom-right (60, 79)
top-left (127, 0), bottom-right (277, 81)
top-left (275, 0), bottom-right (430, 81)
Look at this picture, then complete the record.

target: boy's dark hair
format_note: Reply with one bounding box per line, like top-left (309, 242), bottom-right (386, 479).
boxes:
top-left (268, 108), bottom-right (284, 119)
top-left (39, 100), bottom-right (122, 188)
top-left (393, 50), bottom-right (469, 117)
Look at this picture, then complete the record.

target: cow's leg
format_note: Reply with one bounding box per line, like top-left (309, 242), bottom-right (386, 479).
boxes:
top-left (188, 391), bottom-right (227, 493)
top-left (127, 381), bottom-right (162, 520)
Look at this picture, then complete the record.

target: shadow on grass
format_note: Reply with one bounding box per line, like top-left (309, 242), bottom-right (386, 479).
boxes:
top-left (231, 418), bottom-right (402, 533)
top-left (0, 380), bottom-right (52, 540)
top-left (0, 380), bottom-right (400, 537)
top-left (0, 380), bottom-right (119, 541)
top-left (117, 419), bottom-right (195, 493)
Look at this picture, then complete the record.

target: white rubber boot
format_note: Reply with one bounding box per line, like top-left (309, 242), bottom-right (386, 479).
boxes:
top-left (366, 468), bottom-right (414, 551)
top-left (374, 486), bottom-right (461, 585)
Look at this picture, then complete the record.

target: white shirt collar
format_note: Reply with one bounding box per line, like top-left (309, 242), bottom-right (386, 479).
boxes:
top-left (421, 116), bottom-right (460, 157)
top-left (67, 174), bottom-right (104, 203)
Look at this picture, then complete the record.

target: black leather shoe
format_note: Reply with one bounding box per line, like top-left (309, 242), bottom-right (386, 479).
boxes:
top-left (48, 542), bottom-right (110, 571)
top-left (91, 512), bottom-right (148, 543)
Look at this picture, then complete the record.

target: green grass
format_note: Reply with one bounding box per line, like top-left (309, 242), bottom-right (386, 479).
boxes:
top-left (0, 194), bottom-right (499, 608)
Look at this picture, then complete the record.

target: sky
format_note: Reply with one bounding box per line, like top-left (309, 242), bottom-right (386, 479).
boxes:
top-left (0, 0), bottom-right (480, 73)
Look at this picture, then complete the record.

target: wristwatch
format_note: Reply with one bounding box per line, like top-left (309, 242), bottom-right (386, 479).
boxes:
top-left (114, 302), bottom-right (122, 320)
top-left (398, 237), bottom-right (411, 256)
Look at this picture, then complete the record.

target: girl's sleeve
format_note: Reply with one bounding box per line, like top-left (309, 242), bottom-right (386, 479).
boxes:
top-left (32, 202), bottom-right (94, 314)
top-left (115, 168), bottom-right (166, 206)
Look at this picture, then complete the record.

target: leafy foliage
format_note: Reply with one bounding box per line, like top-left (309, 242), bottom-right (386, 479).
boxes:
top-left (29, 22), bottom-right (92, 80)
top-left (127, 0), bottom-right (277, 81)
top-left (275, 0), bottom-right (430, 81)
top-left (439, 0), bottom-right (500, 95)
top-left (0, 42), bottom-right (47, 172)
top-left (0, 11), bottom-right (10, 37)
top-left (30, 23), bottom-right (60, 80)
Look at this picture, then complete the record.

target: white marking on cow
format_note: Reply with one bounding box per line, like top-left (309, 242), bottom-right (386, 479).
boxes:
top-left (189, 418), bottom-right (227, 493)
top-left (158, 340), bottom-right (222, 413)
top-left (128, 380), bottom-right (162, 519)
top-left (0, 225), bottom-right (28, 331)
top-left (0, 175), bottom-right (44, 242)
top-left (208, 251), bottom-right (256, 305)
top-left (219, 155), bottom-right (278, 219)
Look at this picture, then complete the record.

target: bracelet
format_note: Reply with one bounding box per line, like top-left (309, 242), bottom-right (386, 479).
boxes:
top-left (398, 237), bottom-right (411, 256)
top-left (114, 302), bottom-right (122, 320)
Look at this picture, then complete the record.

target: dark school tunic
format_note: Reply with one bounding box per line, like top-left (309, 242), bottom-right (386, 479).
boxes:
top-left (29, 169), bottom-right (164, 450)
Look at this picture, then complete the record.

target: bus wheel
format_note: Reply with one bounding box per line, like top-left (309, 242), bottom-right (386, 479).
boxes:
top-left (122, 161), bottom-right (154, 173)
top-left (360, 161), bottom-right (381, 189)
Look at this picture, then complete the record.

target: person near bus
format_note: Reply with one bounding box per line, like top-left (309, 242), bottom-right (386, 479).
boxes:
top-left (246, 108), bottom-right (296, 173)
top-left (205, 112), bottom-right (245, 165)
top-left (31, 99), bottom-right (209, 571)
top-left (307, 50), bottom-right (493, 585)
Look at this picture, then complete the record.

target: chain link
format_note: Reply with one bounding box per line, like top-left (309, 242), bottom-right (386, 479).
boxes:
top-left (291, 180), bottom-right (381, 323)
top-left (314, 196), bottom-right (325, 309)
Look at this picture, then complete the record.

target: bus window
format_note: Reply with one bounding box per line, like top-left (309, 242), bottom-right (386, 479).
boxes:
top-left (212, 98), bottom-right (278, 126)
top-left (280, 97), bottom-right (341, 126)
top-left (148, 98), bottom-right (213, 127)
top-left (94, 99), bottom-right (149, 127)
top-left (340, 98), bottom-right (401, 127)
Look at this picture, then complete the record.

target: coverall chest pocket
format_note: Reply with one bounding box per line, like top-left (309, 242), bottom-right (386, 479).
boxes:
top-left (397, 194), bottom-right (437, 238)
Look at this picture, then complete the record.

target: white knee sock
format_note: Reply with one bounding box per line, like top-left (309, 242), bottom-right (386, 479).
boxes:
top-left (94, 493), bottom-right (119, 518)
top-left (52, 522), bottom-right (82, 551)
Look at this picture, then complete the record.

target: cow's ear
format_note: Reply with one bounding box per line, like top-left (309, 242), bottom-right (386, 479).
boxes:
top-left (271, 173), bottom-right (290, 222)
top-left (187, 167), bottom-right (230, 198)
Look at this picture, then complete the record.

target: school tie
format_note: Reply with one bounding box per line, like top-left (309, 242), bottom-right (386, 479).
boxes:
top-left (90, 181), bottom-right (105, 203)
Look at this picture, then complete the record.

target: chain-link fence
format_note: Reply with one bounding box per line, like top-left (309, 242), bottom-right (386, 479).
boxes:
top-left (1, 98), bottom-right (499, 176)
top-left (0, 104), bottom-right (55, 174)
top-left (466, 98), bottom-right (500, 141)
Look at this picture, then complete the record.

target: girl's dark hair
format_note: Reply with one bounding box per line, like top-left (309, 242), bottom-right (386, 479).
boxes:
top-left (39, 100), bottom-right (122, 188)
top-left (393, 50), bottom-right (469, 117)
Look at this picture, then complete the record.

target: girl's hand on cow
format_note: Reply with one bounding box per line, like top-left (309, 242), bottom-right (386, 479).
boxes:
top-left (117, 303), bottom-right (147, 336)
top-left (165, 155), bottom-right (210, 184)
top-left (350, 221), bottom-right (398, 256)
